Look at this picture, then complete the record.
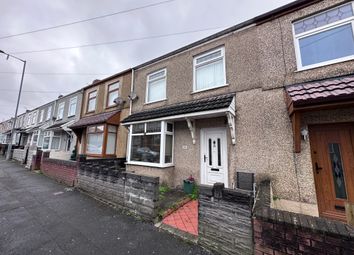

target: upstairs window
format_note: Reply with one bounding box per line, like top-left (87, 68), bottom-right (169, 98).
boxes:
top-left (68, 96), bottom-right (77, 117)
top-left (146, 69), bottom-right (166, 103)
top-left (57, 102), bottom-right (65, 120)
top-left (87, 91), bottom-right (97, 113)
top-left (39, 110), bottom-right (44, 123)
top-left (107, 82), bottom-right (119, 107)
top-left (32, 112), bottom-right (37, 125)
top-left (47, 106), bottom-right (52, 120)
top-left (193, 47), bottom-right (226, 92)
top-left (294, 2), bottom-right (354, 70)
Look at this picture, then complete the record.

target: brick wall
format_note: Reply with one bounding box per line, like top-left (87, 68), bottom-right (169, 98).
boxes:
top-left (254, 181), bottom-right (354, 255)
top-left (77, 157), bottom-right (159, 221)
top-left (199, 183), bottom-right (254, 255)
top-left (41, 153), bottom-right (77, 186)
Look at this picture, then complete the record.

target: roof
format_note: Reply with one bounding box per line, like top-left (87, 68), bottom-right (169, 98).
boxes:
top-left (82, 68), bottom-right (131, 90)
top-left (285, 74), bottom-right (354, 107)
top-left (69, 110), bottom-right (121, 129)
top-left (134, 0), bottom-right (320, 70)
top-left (122, 93), bottom-right (235, 123)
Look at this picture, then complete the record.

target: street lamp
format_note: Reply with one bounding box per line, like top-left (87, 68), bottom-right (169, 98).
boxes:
top-left (0, 50), bottom-right (26, 160)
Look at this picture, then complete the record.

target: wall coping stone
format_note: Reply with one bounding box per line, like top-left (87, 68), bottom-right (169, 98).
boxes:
top-left (254, 180), bottom-right (354, 240)
top-left (42, 157), bottom-right (77, 167)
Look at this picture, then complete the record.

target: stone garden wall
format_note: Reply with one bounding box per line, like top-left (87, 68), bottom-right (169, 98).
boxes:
top-left (198, 183), bottom-right (254, 255)
top-left (77, 157), bottom-right (159, 221)
top-left (253, 181), bottom-right (354, 255)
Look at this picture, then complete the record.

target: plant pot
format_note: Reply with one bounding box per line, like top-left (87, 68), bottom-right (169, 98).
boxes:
top-left (183, 180), bottom-right (195, 194)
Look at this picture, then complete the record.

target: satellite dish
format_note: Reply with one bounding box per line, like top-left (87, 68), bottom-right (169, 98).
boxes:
top-left (128, 92), bottom-right (138, 101)
top-left (113, 97), bottom-right (125, 105)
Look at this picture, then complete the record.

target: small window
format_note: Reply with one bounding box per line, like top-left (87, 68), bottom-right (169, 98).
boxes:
top-left (39, 110), bottom-right (44, 123)
top-left (47, 106), bottom-right (52, 120)
top-left (87, 91), bottom-right (97, 113)
top-left (107, 82), bottom-right (119, 107)
top-left (293, 2), bottom-right (354, 70)
top-left (193, 47), bottom-right (226, 92)
top-left (57, 102), bottom-right (65, 120)
top-left (68, 97), bottom-right (77, 117)
top-left (146, 69), bottom-right (166, 103)
top-left (32, 112), bottom-right (37, 125)
top-left (106, 125), bottom-right (117, 155)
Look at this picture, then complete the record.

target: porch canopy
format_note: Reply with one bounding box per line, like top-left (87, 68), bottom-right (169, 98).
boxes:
top-left (46, 120), bottom-right (76, 132)
top-left (285, 74), bottom-right (354, 153)
top-left (122, 93), bottom-right (236, 144)
top-left (69, 110), bottom-right (121, 140)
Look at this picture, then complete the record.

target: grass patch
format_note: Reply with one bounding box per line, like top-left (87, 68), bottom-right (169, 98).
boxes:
top-left (159, 183), bottom-right (170, 200)
top-left (189, 185), bottom-right (199, 200)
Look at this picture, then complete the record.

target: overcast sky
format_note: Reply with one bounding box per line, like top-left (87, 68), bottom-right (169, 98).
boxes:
top-left (0, 0), bottom-right (294, 121)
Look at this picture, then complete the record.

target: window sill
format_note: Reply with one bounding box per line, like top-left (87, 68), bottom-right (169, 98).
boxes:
top-left (126, 161), bottom-right (174, 169)
top-left (295, 56), bottom-right (354, 73)
top-left (191, 84), bottom-right (229, 94)
top-left (67, 115), bottom-right (75, 118)
top-left (144, 98), bottom-right (167, 105)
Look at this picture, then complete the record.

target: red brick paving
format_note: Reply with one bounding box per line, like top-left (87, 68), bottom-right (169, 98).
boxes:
top-left (162, 200), bottom-right (198, 236)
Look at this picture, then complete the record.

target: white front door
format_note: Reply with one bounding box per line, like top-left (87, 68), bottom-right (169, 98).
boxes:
top-left (200, 128), bottom-right (228, 188)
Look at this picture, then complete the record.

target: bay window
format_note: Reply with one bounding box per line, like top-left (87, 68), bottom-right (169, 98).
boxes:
top-left (193, 47), bottom-right (226, 92)
top-left (129, 121), bottom-right (174, 167)
top-left (42, 131), bottom-right (51, 149)
top-left (86, 124), bottom-right (117, 156)
top-left (51, 131), bottom-right (61, 150)
top-left (40, 131), bottom-right (61, 150)
top-left (293, 2), bottom-right (354, 70)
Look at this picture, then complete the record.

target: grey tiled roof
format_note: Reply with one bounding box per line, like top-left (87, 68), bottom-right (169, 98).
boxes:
top-left (286, 74), bottom-right (354, 106)
top-left (70, 110), bottom-right (120, 129)
top-left (122, 93), bottom-right (235, 123)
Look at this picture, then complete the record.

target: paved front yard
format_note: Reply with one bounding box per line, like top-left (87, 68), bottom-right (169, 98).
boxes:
top-left (0, 159), bottom-right (210, 255)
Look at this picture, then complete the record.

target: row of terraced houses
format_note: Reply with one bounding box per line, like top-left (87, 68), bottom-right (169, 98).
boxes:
top-left (1, 0), bottom-right (354, 225)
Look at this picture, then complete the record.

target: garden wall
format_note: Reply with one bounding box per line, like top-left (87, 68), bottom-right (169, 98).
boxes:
top-left (41, 152), bottom-right (77, 186)
top-left (199, 183), bottom-right (254, 255)
top-left (253, 181), bottom-right (354, 255)
top-left (12, 148), bottom-right (27, 163)
top-left (77, 157), bottom-right (159, 221)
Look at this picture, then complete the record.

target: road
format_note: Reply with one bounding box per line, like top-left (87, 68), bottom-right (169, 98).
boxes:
top-left (0, 159), bottom-right (210, 255)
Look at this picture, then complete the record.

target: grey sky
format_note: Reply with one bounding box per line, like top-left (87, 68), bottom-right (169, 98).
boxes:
top-left (0, 0), bottom-right (294, 121)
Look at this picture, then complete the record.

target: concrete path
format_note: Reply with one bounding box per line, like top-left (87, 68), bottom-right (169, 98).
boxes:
top-left (0, 159), bottom-right (210, 255)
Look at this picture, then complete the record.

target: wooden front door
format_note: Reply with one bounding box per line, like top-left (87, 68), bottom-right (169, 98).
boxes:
top-left (309, 123), bottom-right (354, 221)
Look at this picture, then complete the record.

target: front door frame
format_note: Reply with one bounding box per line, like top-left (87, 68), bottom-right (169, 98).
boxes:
top-left (200, 127), bottom-right (229, 188)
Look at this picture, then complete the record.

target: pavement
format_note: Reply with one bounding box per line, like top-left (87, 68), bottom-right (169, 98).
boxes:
top-left (0, 159), bottom-right (211, 255)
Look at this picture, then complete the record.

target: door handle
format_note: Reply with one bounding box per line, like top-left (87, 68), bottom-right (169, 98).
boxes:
top-left (315, 162), bottom-right (322, 174)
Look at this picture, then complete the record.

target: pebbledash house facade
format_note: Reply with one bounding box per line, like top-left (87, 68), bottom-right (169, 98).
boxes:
top-left (122, 0), bottom-right (354, 222)
top-left (70, 70), bottom-right (131, 159)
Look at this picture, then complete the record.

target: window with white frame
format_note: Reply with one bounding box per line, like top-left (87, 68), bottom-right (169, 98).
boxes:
top-left (32, 112), bottom-right (37, 125)
top-left (68, 97), bottom-right (77, 117)
top-left (129, 121), bottom-right (173, 166)
top-left (87, 91), bottom-right (97, 112)
top-left (31, 130), bottom-right (39, 145)
top-left (39, 110), bottom-right (44, 123)
top-left (193, 47), bottom-right (226, 92)
top-left (42, 131), bottom-right (51, 149)
top-left (146, 69), bottom-right (166, 103)
top-left (47, 106), bottom-right (52, 120)
top-left (51, 131), bottom-right (61, 150)
top-left (57, 102), bottom-right (65, 120)
top-left (107, 83), bottom-right (119, 107)
top-left (293, 2), bottom-right (354, 69)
